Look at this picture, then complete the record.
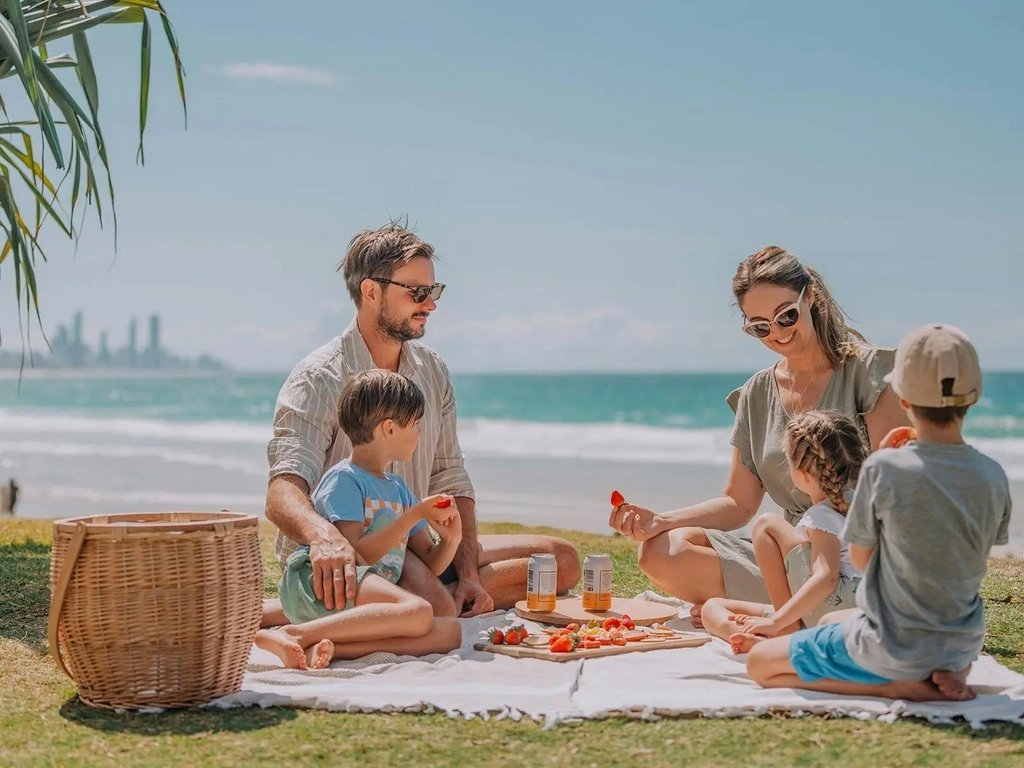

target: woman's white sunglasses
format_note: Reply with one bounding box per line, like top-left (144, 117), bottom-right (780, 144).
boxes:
top-left (741, 286), bottom-right (806, 339)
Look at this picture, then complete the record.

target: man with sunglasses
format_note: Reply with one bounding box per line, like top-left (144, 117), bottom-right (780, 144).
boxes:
top-left (262, 221), bottom-right (581, 624)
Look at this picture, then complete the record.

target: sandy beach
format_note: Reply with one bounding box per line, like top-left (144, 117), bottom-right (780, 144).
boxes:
top-left (8, 442), bottom-right (1023, 556)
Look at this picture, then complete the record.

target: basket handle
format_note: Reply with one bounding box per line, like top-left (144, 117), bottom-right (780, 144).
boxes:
top-left (47, 523), bottom-right (87, 680)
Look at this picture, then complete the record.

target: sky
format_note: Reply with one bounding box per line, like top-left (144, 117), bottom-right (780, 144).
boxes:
top-left (0, 0), bottom-right (1021, 373)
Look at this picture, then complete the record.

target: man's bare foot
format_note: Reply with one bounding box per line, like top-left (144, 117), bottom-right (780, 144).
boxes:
top-left (255, 629), bottom-right (308, 670)
top-left (932, 668), bottom-right (975, 701)
top-left (728, 632), bottom-right (766, 655)
top-left (689, 603), bottom-right (704, 629)
top-left (305, 639), bottom-right (335, 670)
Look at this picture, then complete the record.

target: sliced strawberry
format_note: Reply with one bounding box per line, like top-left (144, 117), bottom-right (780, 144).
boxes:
top-left (435, 497), bottom-right (453, 508)
top-left (549, 636), bottom-right (573, 653)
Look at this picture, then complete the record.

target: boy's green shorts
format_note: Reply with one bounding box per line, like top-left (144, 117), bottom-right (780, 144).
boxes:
top-left (278, 548), bottom-right (373, 624)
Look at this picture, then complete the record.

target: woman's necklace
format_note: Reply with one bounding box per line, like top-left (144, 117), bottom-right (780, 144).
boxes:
top-left (785, 359), bottom-right (824, 414)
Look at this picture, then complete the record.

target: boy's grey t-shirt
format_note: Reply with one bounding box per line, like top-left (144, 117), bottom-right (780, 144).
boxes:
top-left (841, 442), bottom-right (1012, 680)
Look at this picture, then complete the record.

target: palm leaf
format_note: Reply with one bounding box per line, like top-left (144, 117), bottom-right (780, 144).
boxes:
top-left (0, 0), bottom-right (187, 359)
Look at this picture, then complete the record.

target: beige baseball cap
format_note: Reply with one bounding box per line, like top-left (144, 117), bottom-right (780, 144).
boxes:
top-left (884, 324), bottom-right (981, 408)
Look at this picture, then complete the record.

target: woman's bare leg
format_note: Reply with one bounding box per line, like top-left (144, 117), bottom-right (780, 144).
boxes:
top-left (701, 598), bottom-right (770, 643)
top-left (638, 527), bottom-right (726, 626)
top-left (751, 516), bottom-right (807, 633)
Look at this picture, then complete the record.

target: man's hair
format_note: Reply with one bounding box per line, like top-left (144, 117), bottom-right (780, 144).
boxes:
top-left (338, 370), bottom-right (425, 445)
top-left (338, 219), bottom-right (435, 307)
top-left (910, 404), bottom-right (970, 427)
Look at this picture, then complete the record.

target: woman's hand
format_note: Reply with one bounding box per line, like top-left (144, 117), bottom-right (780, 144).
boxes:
top-left (608, 503), bottom-right (664, 541)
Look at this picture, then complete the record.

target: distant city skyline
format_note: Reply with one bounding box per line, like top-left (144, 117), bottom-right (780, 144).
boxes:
top-left (0, 311), bottom-right (229, 371)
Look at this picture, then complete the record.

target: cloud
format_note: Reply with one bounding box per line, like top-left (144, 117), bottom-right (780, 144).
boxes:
top-left (220, 62), bottom-right (337, 86)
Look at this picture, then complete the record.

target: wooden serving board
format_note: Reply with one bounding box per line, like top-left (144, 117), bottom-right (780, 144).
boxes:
top-left (474, 632), bottom-right (710, 662)
top-left (514, 596), bottom-right (677, 627)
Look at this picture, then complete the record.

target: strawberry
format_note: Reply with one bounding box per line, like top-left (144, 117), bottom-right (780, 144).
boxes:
top-left (621, 615), bottom-right (635, 631)
top-left (610, 489), bottom-right (625, 507)
top-left (549, 636), bottom-right (573, 653)
top-left (603, 617), bottom-right (622, 632)
top-left (565, 623), bottom-right (580, 632)
top-left (435, 497), bottom-right (453, 508)
top-left (487, 628), bottom-right (504, 645)
top-left (514, 624), bottom-right (529, 639)
top-left (504, 627), bottom-right (521, 645)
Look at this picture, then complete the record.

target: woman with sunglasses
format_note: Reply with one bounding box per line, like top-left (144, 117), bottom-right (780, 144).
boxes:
top-left (609, 245), bottom-right (910, 623)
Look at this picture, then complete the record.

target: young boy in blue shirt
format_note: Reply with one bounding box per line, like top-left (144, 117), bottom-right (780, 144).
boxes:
top-left (745, 324), bottom-right (1012, 701)
top-left (256, 370), bottom-right (463, 669)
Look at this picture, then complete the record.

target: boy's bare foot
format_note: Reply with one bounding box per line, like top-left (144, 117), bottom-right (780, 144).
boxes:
top-left (728, 632), bottom-right (767, 654)
top-left (932, 668), bottom-right (976, 700)
top-left (689, 603), bottom-right (704, 629)
top-left (255, 628), bottom-right (308, 670)
top-left (305, 639), bottom-right (335, 670)
top-left (884, 678), bottom-right (965, 702)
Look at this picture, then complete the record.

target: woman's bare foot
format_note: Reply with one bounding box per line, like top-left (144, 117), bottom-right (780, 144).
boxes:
top-left (255, 628), bottom-right (308, 670)
top-left (728, 632), bottom-right (766, 655)
top-left (932, 668), bottom-right (975, 700)
top-left (305, 639), bottom-right (335, 670)
top-left (689, 603), bottom-right (704, 628)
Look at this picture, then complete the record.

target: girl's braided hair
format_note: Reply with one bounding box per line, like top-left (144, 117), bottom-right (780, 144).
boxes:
top-left (784, 410), bottom-right (868, 514)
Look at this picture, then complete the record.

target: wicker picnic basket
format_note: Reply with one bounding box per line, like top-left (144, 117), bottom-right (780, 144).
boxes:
top-left (47, 511), bottom-right (263, 710)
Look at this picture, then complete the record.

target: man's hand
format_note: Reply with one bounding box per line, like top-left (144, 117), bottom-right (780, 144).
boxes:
top-left (309, 533), bottom-right (360, 611)
top-left (454, 578), bottom-right (494, 618)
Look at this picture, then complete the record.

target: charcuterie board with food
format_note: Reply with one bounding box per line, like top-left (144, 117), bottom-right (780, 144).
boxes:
top-left (474, 618), bottom-right (710, 662)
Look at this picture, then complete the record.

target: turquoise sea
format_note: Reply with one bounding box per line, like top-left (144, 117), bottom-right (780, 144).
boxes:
top-left (1, 371), bottom-right (1021, 540)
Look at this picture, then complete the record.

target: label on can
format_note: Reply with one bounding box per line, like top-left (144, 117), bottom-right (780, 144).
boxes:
top-left (526, 554), bottom-right (557, 611)
top-left (582, 554), bottom-right (612, 611)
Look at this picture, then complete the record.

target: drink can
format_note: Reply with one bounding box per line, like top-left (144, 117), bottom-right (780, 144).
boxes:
top-left (582, 553), bottom-right (613, 611)
top-left (526, 553), bottom-right (557, 611)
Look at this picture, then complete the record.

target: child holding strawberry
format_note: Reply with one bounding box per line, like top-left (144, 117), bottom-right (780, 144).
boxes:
top-left (257, 370), bottom-right (463, 669)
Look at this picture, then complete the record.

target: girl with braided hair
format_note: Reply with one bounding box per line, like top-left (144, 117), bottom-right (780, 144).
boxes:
top-left (700, 410), bottom-right (868, 653)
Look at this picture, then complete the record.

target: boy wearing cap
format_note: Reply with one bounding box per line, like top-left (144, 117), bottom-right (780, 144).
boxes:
top-left (744, 324), bottom-right (1012, 702)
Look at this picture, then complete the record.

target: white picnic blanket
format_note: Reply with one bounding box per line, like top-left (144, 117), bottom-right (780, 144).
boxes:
top-left (212, 593), bottom-right (1024, 729)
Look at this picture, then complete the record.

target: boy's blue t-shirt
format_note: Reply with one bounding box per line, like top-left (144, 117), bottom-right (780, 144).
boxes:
top-left (310, 459), bottom-right (425, 584)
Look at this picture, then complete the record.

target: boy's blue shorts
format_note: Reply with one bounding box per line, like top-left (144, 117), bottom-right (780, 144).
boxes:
top-left (788, 622), bottom-right (892, 685)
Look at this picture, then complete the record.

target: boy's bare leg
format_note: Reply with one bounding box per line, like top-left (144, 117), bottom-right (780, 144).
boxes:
top-left (746, 636), bottom-right (958, 702)
top-left (330, 617), bottom-right (462, 660)
top-left (752, 517), bottom-right (806, 634)
top-left (257, 575), bottom-right (437, 669)
top-left (700, 598), bottom-right (770, 643)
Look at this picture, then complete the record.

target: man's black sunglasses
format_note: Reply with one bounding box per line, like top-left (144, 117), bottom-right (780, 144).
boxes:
top-left (374, 278), bottom-right (445, 303)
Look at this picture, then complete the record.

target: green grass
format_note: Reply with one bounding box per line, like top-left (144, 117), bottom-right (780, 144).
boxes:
top-left (2, 518), bottom-right (1023, 767)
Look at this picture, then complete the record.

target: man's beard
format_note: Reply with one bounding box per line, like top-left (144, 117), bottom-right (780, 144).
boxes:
top-left (377, 302), bottom-right (426, 342)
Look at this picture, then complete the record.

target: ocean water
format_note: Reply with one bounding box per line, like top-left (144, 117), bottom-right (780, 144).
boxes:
top-left (1, 371), bottom-right (1022, 544)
